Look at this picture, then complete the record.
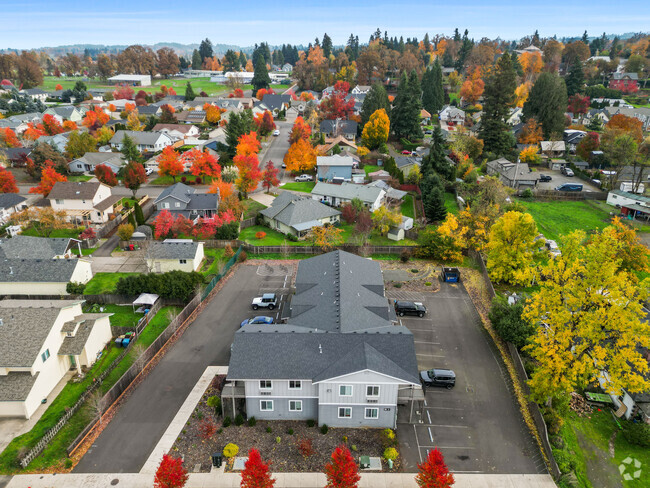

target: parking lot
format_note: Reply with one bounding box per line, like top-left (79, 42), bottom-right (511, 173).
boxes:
top-left (535, 168), bottom-right (601, 192)
top-left (390, 284), bottom-right (546, 474)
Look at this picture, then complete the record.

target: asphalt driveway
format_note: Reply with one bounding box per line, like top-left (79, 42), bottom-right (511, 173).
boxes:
top-left (75, 263), bottom-right (294, 473)
top-left (391, 283), bottom-right (546, 474)
top-left (535, 168), bottom-right (600, 192)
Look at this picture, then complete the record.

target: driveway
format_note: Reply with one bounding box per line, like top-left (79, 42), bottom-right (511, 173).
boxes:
top-left (89, 253), bottom-right (148, 273)
top-left (258, 120), bottom-right (294, 187)
top-left (535, 169), bottom-right (600, 192)
top-left (75, 263), bottom-right (294, 473)
top-left (391, 283), bottom-right (546, 474)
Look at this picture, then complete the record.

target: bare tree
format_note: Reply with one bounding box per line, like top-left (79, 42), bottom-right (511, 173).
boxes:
top-left (280, 240), bottom-right (290, 260)
top-left (88, 390), bottom-right (106, 425)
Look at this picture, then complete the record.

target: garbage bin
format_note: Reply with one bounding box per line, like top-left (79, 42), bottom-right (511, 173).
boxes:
top-left (212, 452), bottom-right (222, 468)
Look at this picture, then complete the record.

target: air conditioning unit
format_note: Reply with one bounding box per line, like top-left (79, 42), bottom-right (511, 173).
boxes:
top-left (367, 399), bottom-right (378, 403)
top-left (260, 391), bottom-right (272, 396)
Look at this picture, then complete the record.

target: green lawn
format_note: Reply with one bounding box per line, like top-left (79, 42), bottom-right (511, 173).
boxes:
top-left (280, 181), bottom-right (316, 193)
top-left (67, 174), bottom-right (93, 182)
top-left (20, 227), bottom-right (81, 238)
top-left (363, 165), bottom-right (381, 175)
top-left (240, 225), bottom-right (310, 246)
top-left (241, 199), bottom-right (267, 219)
top-left (149, 173), bottom-right (209, 186)
top-left (559, 410), bottom-right (650, 488)
top-left (83, 272), bottom-right (138, 295)
top-left (202, 248), bottom-right (226, 277)
top-left (71, 247), bottom-right (97, 256)
top-left (338, 223), bottom-right (418, 246)
top-left (517, 199), bottom-right (612, 242)
top-left (94, 304), bottom-right (140, 328)
top-left (444, 192), bottom-right (459, 215)
top-left (39, 76), bottom-right (252, 97)
top-left (401, 194), bottom-right (415, 219)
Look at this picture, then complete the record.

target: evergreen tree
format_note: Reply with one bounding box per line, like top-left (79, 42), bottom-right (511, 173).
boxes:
top-left (120, 135), bottom-right (140, 163)
top-left (427, 127), bottom-right (455, 181)
top-left (565, 60), bottom-right (584, 97)
top-left (198, 38), bottom-right (213, 62)
top-left (523, 72), bottom-right (568, 138)
top-left (479, 52), bottom-right (517, 156)
top-left (225, 109), bottom-right (255, 156)
top-left (322, 33), bottom-right (333, 58)
top-left (252, 57), bottom-right (271, 93)
top-left (442, 50), bottom-right (454, 68)
top-left (184, 82), bottom-right (196, 101)
top-left (510, 51), bottom-right (524, 77)
top-left (128, 210), bottom-right (136, 228)
top-left (239, 52), bottom-right (247, 69)
top-left (455, 29), bottom-right (473, 71)
top-left (360, 83), bottom-right (390, 128)
top-left (391, 71), bottom-right (423, 140)
top-left (582, 30), bottom-right (589, 43)
top-left (422, 60), bottom-right (444, 115)
top-left (134, 202), bottom-right (145, 226)
top-left (191, 49), bottom-right (202, 70)
top-left (424, 187), bottom-right (447, 222)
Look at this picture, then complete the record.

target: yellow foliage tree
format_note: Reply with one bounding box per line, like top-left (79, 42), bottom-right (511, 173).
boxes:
top-left (486, 211), bottom-right (539, 285)
top-left (519, 145), bottom-right (540, 164)
top-left (283, 138), bottom-right (317, 173)
top-left (371, 205), bottom-right (401, 236)
top-left (126, 110), bottom-right (144, 131)
top-left (357, 146), bottom-right (370, 158)
top-left (308, 225), bottom-right (344, 251)
top-left (361, 109), bottom-right (390, 149)
top-left (520, 52), bottom-right (543, 81)
top-left (432, 213), bottom-right (466, 262)
top-left (514, 83), bottom-right (530, 108)
top-left (524, 230), bottom-right (650, 405)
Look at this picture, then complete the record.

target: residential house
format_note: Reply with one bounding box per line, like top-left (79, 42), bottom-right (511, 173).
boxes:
top-left (564, 130), bottom-right (587, 153)
top-left (315, 136), bottom-right (357, 156)
top-left (224, 251), bottom-right (421, 428)
top-left (1, 147), bottom-right (32, 165)
top-left (368, 169), bottom-right (391, 181)
top-left (311, 182), bottom-right (385, 211)
top-left (18, 88), bottom-right (48, 102)
top-left (281, 63), bottom-right (293, 72)
top-left (540, 141), bottom-right (566, 158)
top-left (259, 192), bottom-right (341, 239)
top-left (69, 152), bottom-right (126, 174)
top-left (515, 45), bottom-right (543, 55)
top-left (152, 124), bottom-right (200, 143)
top-left (322, 86), bottom-right (335, 97)
top-left (584, 108), bottom-right (610, 126)
top-left (153, 182), bottom-right (219, 222)
top-left (317, 155), bottom-right (355, 182)
top-left (507, 107), bottom-right (524, 126)
top-left (0, 236), bottom-right (80, 260)
top-left (176, 110), bottom-right (207, 125)
top-left (420, 109), bottom-right (431, 125)
top-left (604, 106), bottom-right (650, 131)
top-left (609, 73), bottom-right (639, 93)
top-left (0, 258), bottom-right (92, 295)
top-left (0, 300), bottom-right (111, 419)
top-left (213, 99), bottom-right (243, 111)
top-left (487, 158), bottom-right (538, 188)
top-left (110, 130), bottom-right (174, 153)
top-left (137, 105), bottom-right (162, 117)
top-left (612, 166), bottom-right (650, 193)
top-left (108, 74), bottom-right (152, 86)
top-left (319, 120), bottom-right (358, 141)
top-left (367, 180), bottom-right (407, 203)
top-left (44, 105), bottom-right (84, 123)
top-left (257, 94), bottom-right (292, 116)
top-left (439, 106), bottom-right (465, 126)
top-left (607, 190), bottom-right (650, 220)
top-left (217, 97), bottom-right (257, 109)
top-left (351, 85), bottom-right (371, 95)
top-left (147, 240), bottom-right (204, 273)
top-left (0, 194), bottom-right (26, 224)
top-left (38, 133), bottom-right (70, 153)
top-left (395, 156), bottom-right (421, 176)
top-left (49, 181), bottom-right (121, 225)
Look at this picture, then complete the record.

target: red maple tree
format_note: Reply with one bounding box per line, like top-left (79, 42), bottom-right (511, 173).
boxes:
top-left (29, 162), bottom-right (67, 197)
top-left (415, 448), bottom-right (455, 488)
top-left (0, 168), bottom-right (19, 193)
top-left (254, 110), bottom-right (276, 136)
top-left (154, 454), bottom-right (189, 488)
top-left (55, 83), bottom-right (63, 90)
top-left (289, 116), bottom-right (312, 144)
top-left (171, 215), bottom-right (194, 238)
top-left (123, 161), bottom-right (147, 197)
top-left (241, 448), bottom-right (275, 488)
top-left (135, 90), bottom-right (148, 106)
top-left (153, 209), bottom-right (175, 239)
top-left (324, 445), bottom-right (360, 488)
top-left (261, 161), bottom-right (280, 193)
top-left (94, 164), bottom-right (118, 186)
top-left (39, 114), bottom-right (65, 135)
top-left (82, 106), bottom-right (110, 131)
top-left (79, 227), bottom-right (97, 240)
top-left (233, 153), bottom-right (262, 198)
top-left (113, 84), bottom-right (135, 100)
top-left (187, 148), bottom-right (221, 179)
top-left (567, 94), bottom-right (590, 115)
top-left (229, 88), bottom-right (244, 98)
top-left (23, 123), bottom-right (45, 141)
top-left (157, 146), bottom-right (184, 183)
top-left (0, 128), bottom-right (21, 148)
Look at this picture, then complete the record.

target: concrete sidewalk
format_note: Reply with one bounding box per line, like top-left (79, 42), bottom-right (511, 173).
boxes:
top-left (5, 473), bottom-right (557, 487)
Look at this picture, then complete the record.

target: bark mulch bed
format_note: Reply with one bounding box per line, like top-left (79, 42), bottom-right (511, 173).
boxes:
top-left (379, 261), bottom-right (442, 293)
top-left (169, 377), bottom-right (401, 473)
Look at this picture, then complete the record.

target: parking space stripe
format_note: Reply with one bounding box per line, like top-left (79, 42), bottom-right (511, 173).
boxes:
top-left (423, 424), bottom-right (469, 429)
top-left (428, 427), bottom-right (433, 443)
top-left (414, 341), bottom-right (441, 345)
top-left (420, 445), bottom-right (477, 449)
top-left (426, 406), bottom-right (464, 410)
top-left (427, 411), bottom-right (431, 424)
top-left (413, 425), bottom-right (423, 463)
top-left (416, 353), bottom-right (445, 358)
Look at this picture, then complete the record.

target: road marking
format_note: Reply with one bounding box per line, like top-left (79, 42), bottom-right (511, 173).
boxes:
top-left (427, 411), bottom-right (432, 424)
top-left (423, 424), bottom-right (469, 429)
top-left (413, 425), bottom-right (423, 463)
top-left (408, 328), bottom-right (436, 332)
top-left (415, 341), bottom-right (441, 345)
top-left (420, 445), bottom-right (476, 449)
top-left (428, 427), bottom-right (433, 443)
top-left (426, 406), bottom-right (464, 411)
top-left (416, 353), bottom-right (445, 358)
top-left (423, 399), bottom-right (427, 406)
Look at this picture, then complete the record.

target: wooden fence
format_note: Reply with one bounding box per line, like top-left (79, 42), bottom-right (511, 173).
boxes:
top-left (240, 217), bottom-right (256, 229)
top-left (520, 189), bottom-right (608, 201)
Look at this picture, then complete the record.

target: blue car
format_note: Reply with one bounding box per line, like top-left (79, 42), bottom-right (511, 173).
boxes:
top-left (240, 316), bottom-right (275, 328)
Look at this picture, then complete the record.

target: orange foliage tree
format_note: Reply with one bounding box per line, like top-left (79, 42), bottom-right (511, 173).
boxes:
top-left (62, 120), bottom-right (78, 131)
top-left (23, 123), bottom-right (45, 141)
top-left (204, 104), bottom-right (225, 125)
top-left (607, 114), bottom-right (644, 142)
top-left (29, 162), bottom-right (67, 197)
top-left (187, 148), bottom-right (221, 179)
top-left (236, 132), bottom-right (261, 156)
top-left (518, 118), bottom-right (544, 144)
top-left (514, 83), bottom-right (530, 108)
top-left (208, 178), bottom-right (234, 199)
top-left (256, 88), bottom-right (274, 100)
top-left (520, 52), bottom-right (543, 81)
top-left (0, 167), bottom-right (19, 193)
top-left (459, 68), bottom-right (484, 105)
top-left (283, 138), bottom-right (317, 173)
top-left (289, 116), bottom-right (311, 144)
top-left (0, 128), bottom-right (21, 148)
top-left (233, 132), bottom-right (262, 197)
top-left (55, 83), bottom-right (63, 91)
top-left (82, 106), bottom-right (110, 131)
top-left (39, 114), bottom-right (64, 135)
top-left (157, 146), bottom-right (184, 183)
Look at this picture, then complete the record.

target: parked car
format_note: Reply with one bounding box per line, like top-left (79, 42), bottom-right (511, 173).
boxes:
top-left (539, 174), bottom-right (552, 182)
top-left (281, 162), bottom-right (286, 168)
top-left (145, 167), bottom-right (155, 176)
top-left (555, 183), bottom-right (582, 192)
top-left (420, 368), bottom-right (456, 389)
top-left (561, 167), bottom-right (575, 177)
top-left (295, 174), bottom-right (313, 182)
top-left (273, 129), bottom-right (280, 136)
top-left (252, 293), bottom-right (278, 310)
top-left (394, 300), bottom-right (426, 317)
top-left (401, 150), bottom-right (412, 155)
top-left (240, 316), bottom-right (275, 328)
top-left (424, 130), bottom-right (433, 135)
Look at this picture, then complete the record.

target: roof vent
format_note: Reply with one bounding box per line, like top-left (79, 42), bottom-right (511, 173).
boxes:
top-left (318, 343), bottom-right (322, 354)
top-left (0, 319), bottom-right (3, 326)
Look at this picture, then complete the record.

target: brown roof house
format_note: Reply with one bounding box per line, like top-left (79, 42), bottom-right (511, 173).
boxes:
top-left (49, 181), bottom-right (121, 225)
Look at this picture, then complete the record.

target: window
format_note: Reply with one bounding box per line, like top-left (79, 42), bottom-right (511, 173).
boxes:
top-left (366, 385), bottom-right (380, 397)
top-left (339, 385), bottom-right (352, 396)
top-left (163, 202), bottom-right (170, 209)
top-left (338, 407), bottom-right (352, 418)
top-left (179, 259), bottom-right (187, 264)
top-left (365, 408), bottom-right (379, 419)
top-left (260, 380), bottom-right (272, 389)
top-left (289, 400), bottom-right (302, 411)
top-left (41, 349), bottom-right (50, 362)
top-left (175, 202), bottom-right (181, 208)
top-left (289, 380), bottom-right (302, 390)
top-left (260, 400), bottom-right (273, 411)
top-left (55, 199), bottom-right (64, 205)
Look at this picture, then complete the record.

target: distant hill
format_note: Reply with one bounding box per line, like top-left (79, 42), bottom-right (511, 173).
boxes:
top-left (0, 42), bottom-right (253, 57)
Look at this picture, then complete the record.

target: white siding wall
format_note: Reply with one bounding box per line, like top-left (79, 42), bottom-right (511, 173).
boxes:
top-left (79, 317), bottom-right (112, 368)
top-left (0, 282), bottom-right (69, 295)
top-left (69, 260), bottom-right (93, 285)
top-left (148, 258), bottom-right (196, 273)
top-left (0, 401), bottom-right (26, 418)
top-left (192, 243), bottom-right (205, 271)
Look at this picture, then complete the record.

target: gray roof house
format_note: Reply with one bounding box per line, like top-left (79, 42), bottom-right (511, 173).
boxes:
top-left (317, 155), bottom-right (355, 182)
top-left (256, 94), bottom-right (292, 115)
top-left (0, 194), bottom-right (27, 224)
top-left (320, 120), bottom-right (358, 141)
top-left (44, 105), bottom-right (84, 123)
top-left (110, 130), bottom-right (173, 153)
top-left (147, 240), bottom-right (205, 273)
top-left (0, 257), bottom-right (93, 295)
top-left (311, 182), bottom-right (386, 211)
top-left (487, 158), bottom-right (538, 189)
top-left (0, 300), bottom-right (112, 419)
top-left (225, 251), bottom-right (421, 428)
top-left (259, 192), bottom-right (341, 238)
top-left (0, 236), bottom-right (79, 260)
top-left (153, 182), bottom-right (219, 222)
top-left (69, 152), bottom-right (126, 174)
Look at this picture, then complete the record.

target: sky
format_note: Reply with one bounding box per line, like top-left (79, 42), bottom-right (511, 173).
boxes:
top-left (1, 0), bottom-right (650, 50)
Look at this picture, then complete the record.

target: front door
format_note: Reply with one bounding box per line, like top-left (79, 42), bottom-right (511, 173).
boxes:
top-left (69, 355), bottom-right (76, 369)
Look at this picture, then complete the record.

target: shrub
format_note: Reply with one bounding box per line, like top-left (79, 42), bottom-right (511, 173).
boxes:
top-left (181, 176), bottom-right (187, 183)
top-left (298, 438), bottom-right (314, 458)
top-left (621, 421), bottom-right (650, 447)
top-left (400, 249), bottom-right (411, 262)
top-left (195, 177), bottom-right (202, 184)
top-left (552, 449), bottom-right (577, 474)
top-left (206, 395), bottom-right (221, 415)
top-left (64, 458), bottom-right (73, 469)
top-left (550, 435), bottom-right (565, 449)
top-left (217, 428), bottom-right (223, 434)
top-left (222, 416), bottom-right (231, 427)
top-left (238, 250), bottom-right (248, 262)
top-left (521, 188), bottom-right (533, 199)
top-left (196, 411), bottom-right (204, 420)
top-left (410, 268), bottom-right (418, 273)
top-left (255, 231), bottom-right (267, 240)
top-left (351, 444), bottom-right (357, 451)
top-left (198, 419), bottom-right (216, 439)
top-left (276, 436), bottom-right (281, 443)
top-left (287, 234), bottom-right (298, 242)
top-left (306, 419), bottom-right (316, 428)
top-left (234, 414), bottom-right (244, 426)
top-left (320, 424), bottom-right (329, 434)
top-left (542, 409), bottom-right (564, 435)
top-left (393, 283), bottom-right (402, 288)
top-left (266, 427), bottom-right (272, 433)
top-left (223, 443), bottom-right (239, 458)
top-left (224, 245), bottom-right (234, 258)
top-left (425, 282), bottom-right (432, 286)
top-left (380, 428), bottom-right (396, 447)
top-left (66, 282), bottom-right (86, 294)
top-left (287, 428), bottom-right (294, 435)
top-left (383, 447), bottom-right (399, 461)
top-left (134, 202), bottom-right (145, 226)
top-left (342, 435), bottom-right (348, 443)
top-left (117, 223), bottom-right (135, 241)
top-left (116, 270), bottom-right (205, 302)
top-left (248, 416), bottom-right (257, 427)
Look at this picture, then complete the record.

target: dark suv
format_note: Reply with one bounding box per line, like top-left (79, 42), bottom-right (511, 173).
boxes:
top-left (394, 300), bottom-right (426, 317)
top-left (420, 368), bottom-right (456, 389)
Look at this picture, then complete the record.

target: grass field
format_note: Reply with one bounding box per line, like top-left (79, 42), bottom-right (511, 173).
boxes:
top-left (202, 248), bottom-right (226, 277)
top-left (444, 192), bottom-right (459, 215)
top-left (241, 199), bottom-right (267, 219)
top-left (39, 76), bottom-right (252, 97)
top-left (71, 247), bottom-right (97, 256)
top-left (280, 181), bottom-right (316, 193)
top-left (20, 227), bottom-right (81, 238)
top-left (67, 175), bottom-right (93, 182)
top-left (401, 194), bottom-right (415, 219)
top-left (83, 272), bottom-right (138, 295)
top-left (240, 225), bottom-right (310, 246)
top-left (363, 165), bottom-right (381, 175)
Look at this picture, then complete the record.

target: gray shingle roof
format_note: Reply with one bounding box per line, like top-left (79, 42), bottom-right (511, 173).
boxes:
top-left (58, 315), bottom-right (108, 356)
top-left (0, 236), bottom-right (73, 260)
top-left (154, 182), bottom-right (194, 205)
top-left (260, 192), bottom-right (340, 230)
top-left (0, 193), bottom-right (26, 210)
top-left (311, 182), bottom-right (383, 204)
top-left (0, 372), bottom-right (39, 401)
top-left (319, 119), bottom-right (357, 134)
top-left (185, 193), bottom-right (219, 211)
top-left (150, 240), bottom-right (201, 260)
top-left (110, 130), bottom-right (171, 145)
top-left (48, 181), bottom-right (101, 200)
top-left (73, 152), bottom-right (125, 166)
top-left (0, 258), bottom-right (83, 283)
